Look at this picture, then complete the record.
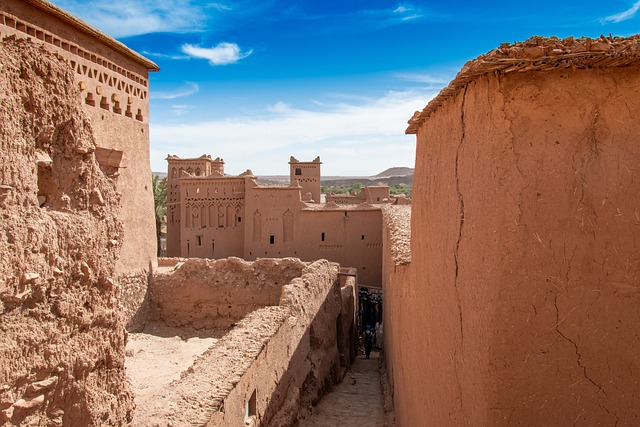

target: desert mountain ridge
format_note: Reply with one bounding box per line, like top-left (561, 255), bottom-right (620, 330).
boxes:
top-left (153, 167), bottom-right (414, 185)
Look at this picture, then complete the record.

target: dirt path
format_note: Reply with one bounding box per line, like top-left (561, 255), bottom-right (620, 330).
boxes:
top-left (124, 322), bottom-right (226, 418)
top-left (299, 351), bottom-right (388, 427)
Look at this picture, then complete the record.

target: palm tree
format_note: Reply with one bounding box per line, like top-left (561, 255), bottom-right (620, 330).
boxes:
top-left (152, 175), bottom-right (167, 256)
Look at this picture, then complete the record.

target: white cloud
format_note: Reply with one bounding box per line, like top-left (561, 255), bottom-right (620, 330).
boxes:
top-left (396, 72), bottom-right (450, 85)
top-left (149, 89), bottom-right (436, 175)
top-left (170, 105), bottom-right (195, 116)
top-left (267, 101), bottom-right (293, 113)
top-left (207, 3), bottom-right (232, 11)
top-left (181, 42), bottom-right (253, 66)
top-left (151, 82), bottom-right (200, 100)
top-left (142, 51), bottom-right (190, 60)
top-left (602, 1), bottom-right (640, 23)
top-left (390, 4), bottom-right (424, 21)
top-left (51, 0), bottom-right (207, 38)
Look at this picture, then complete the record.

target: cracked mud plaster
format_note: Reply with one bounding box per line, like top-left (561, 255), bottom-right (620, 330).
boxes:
top-left (402, 66), bottom-right (640, 426)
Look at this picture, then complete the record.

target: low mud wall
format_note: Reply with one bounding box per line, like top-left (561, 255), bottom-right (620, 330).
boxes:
top-left (380, 206), bottom-right (411, 406)
top-left (150, 257), bottom-right (305, 329)
top-left (137, 259), bottom-right (355, 426)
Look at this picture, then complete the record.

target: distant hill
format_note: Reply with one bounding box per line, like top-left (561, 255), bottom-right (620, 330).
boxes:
top-left (152, 167), bottom-right (414, 186)
top-left (375, 167), bottom-right (414, 178)
top-left (321, 166), bottom-right (414, 187)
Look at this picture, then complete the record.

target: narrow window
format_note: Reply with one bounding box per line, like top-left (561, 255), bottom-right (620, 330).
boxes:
top-left (238, 216), bottom-right (242, 223)
top-left (361, 235), bottom-right (365, 240)
top-left (196, 236), bottom-right (202, 247)
top-left (321, 232), bottom-right (325, 242)
top-left (270, 235), bottom-right (275, 245)
top-left (246, 389), bottom-right (257, 420)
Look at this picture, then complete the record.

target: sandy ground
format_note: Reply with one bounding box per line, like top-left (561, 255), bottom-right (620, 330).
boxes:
top-left (125, 322), bottom-right (227, 407)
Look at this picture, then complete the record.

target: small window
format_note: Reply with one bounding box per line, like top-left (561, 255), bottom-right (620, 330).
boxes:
top-left (246, 389), bottom-right (257, 420)
top-left (295, 168), bottom-right (302, 175)
top-left (238, 216), bottom-right (242, 223)
top-left (361, 235), bottom-right (365, 240)
top-left (321, 232), bottom-right (325, 242)
top-left (270, 235), bottom-right (275, 245)
top-left (196, 236), bottom-right (202, 247)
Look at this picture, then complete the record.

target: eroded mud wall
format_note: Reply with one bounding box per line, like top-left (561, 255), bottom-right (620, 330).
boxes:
top-left (403, 67), bottom-right (640, 425)
top-left (150, 257), bottom-right (306, 328)
top-left (138, 259), bottom-right (355, 427)
top-left (0, 38), bottom-right (133, 426)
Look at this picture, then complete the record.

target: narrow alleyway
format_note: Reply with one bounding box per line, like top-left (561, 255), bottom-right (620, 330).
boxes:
top-left (299, 351), bottom-right (391, 427)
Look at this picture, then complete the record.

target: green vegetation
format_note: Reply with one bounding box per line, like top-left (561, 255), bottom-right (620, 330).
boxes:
top-left (152, 175), bottom-right (167, 256)
top-left (389, 183), bottom-right (412, 197)
top-left (321, 183), bottom-right (412, 198)
top-left (321, 183), bottom-right (362, 195)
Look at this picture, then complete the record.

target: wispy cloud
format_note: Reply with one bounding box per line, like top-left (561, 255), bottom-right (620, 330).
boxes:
top-left (357, 3), bottom-right (426, 26)
top-left (170, 104), bottom-right (195, 116)
top-left (207, 2), bottom-right (232, 12)
top-left (51, 0), bottom-right (207, 38)
top-left (392, 4), bottom-right (424, 21)
top-left (142, 51), bottom-right (190, 60)
top-left (601, 1), bottom-right (640, 23)
top-left (396, 73), bottom-right (450, 85)
top-left (181, 43), bottom-right (253, 66)
top-left (150, 89), bottom-right (436, 175)
top-left (267, 101), bottom-right (294, 113)
top-left (151, 82), bottom-right (200, 100)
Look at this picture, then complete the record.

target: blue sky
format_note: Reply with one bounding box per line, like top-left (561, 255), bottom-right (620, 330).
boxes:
top-left (52, 0), bottom-right (640, 175)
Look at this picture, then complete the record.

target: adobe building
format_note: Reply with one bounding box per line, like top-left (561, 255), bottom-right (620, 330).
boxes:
top-left (384, 35), bottom-right (640, 426)
top-left (1, 0), bottom-right (157, 425)
top-left (1, 0), bottom-right (159, 310)
top-left (166, 155), bottom-right (388, 288)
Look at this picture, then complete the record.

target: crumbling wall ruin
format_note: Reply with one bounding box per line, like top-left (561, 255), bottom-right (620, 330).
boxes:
top-left (0, 38), bottom-right (132, 425)
top-left (395, 35), bottom-right (640, 426)
top-left (135, 258), bottom-right (356, 426)
top-left (151, 257), bottom-right (304, 329)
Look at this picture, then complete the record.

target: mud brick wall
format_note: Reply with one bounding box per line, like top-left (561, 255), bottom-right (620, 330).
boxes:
top-left (0, 38), bottom-right (133, 426)
top-left (139, 259), bottom-right (356, 427)
top-left (399, 36), bottom-right (640, 426)
top-left (150, 257), bottom-right (305, 329)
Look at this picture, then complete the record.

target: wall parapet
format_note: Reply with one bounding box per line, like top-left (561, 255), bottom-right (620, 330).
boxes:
top-left (406, 35), bottom-right (640, 133)
top-left (381, 205), bottom-right (411, 266)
